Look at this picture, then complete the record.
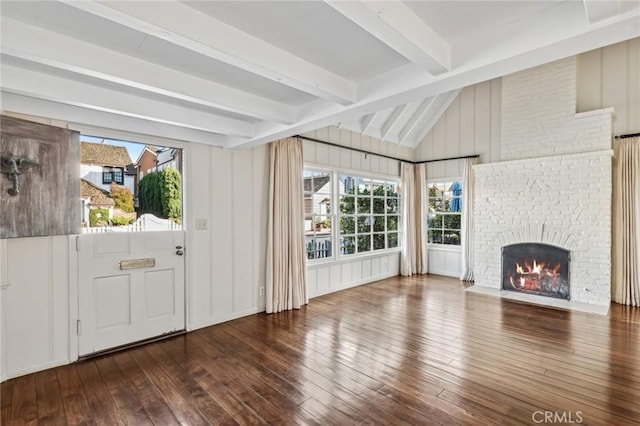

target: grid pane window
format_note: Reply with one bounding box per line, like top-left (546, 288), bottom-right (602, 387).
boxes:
top-left (102, 167), bottom-right (124, 185)
top-left (112, 169), bottom-right (124, 184)
top-left (427, 181), bottom-right (462, 246)
top-left (339, 175), bottom-right (400, 256)
top-left (304, 169), bottom-right (333, 260)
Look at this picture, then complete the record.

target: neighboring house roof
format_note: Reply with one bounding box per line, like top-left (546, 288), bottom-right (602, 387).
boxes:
top-left (80, 142), bottom-right (132, 167)
top-left (157, 147), bottom-right (179, 165)
top-left (135, 145), bottom-right (159, 164)
top-left (80, 179), bottom-right (115, 207)
top-left (304, 175), bottom-right (330, 194)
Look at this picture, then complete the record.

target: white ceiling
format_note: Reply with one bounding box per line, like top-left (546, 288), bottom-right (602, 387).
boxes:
top-left (1, 1), bottom-right (638, 149)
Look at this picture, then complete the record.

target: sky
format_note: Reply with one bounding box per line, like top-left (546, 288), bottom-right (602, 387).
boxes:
top-left (80, 134), bottom-right (146, 162)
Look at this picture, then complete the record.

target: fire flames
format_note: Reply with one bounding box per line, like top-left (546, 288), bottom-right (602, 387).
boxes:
top-left (509, 259), bottom-right (562, 292)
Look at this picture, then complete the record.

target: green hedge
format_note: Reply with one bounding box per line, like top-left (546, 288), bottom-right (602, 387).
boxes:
top-left (89, 208), bottom-right (110, 227)
top-left (110, 216), bottom-right (132, 226)
top-left (138, 168), bottom-right (182, 221)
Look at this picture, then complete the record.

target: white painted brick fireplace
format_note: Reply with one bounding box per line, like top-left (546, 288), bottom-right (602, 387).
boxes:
top-left (469, 57), bottom-right (613, 313)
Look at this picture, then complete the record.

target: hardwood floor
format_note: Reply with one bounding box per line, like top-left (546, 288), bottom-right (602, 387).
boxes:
top-left (2, 274), bottom-right (640, 425)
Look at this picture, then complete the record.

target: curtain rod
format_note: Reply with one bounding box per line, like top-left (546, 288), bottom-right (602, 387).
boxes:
top-left (295, 135), bottom-right (479, 164)
top-left (414, 154), bottom-right (480, 164)
top-left (614, 132), bottom-right (640, 139)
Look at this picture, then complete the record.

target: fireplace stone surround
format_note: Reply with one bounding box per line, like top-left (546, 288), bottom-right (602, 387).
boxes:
top-left (465, 57), bottom-right (613, 315)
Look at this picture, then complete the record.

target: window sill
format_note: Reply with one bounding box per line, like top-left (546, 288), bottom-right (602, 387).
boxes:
top-left (427, 244), bottom-right (462, 252)
top-left (307, 248), bottom-right (401, 268)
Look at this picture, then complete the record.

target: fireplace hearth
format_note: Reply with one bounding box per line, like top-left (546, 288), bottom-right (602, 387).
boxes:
top-left (502, 243), bottom-right (570, 300)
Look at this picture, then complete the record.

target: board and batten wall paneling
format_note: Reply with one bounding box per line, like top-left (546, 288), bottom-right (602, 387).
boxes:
top-left (252, 145), bottom-right (269, 313)
top-left (301, 126), bottom-right (403, 298)
top-left (411, 40), bottom-right (639, 279)
top-left (189, 143), bottom-right (269, 330)
top-left (0, 236), bottom-right (71, 381)
top-left (411, 79), bottom-right (501, 279)
top-left (232, 148), bottom-right (258, 313)
top-left (577, 38), bottom-right (640, 136)
top-left (0, 239), bottom-right (8, 379)
top-left (186, 142), bottom-right (213, 327)
top-left (0, 110), bottom-right (270, 380)
top-left (413, 78), bottom-right (502, 179)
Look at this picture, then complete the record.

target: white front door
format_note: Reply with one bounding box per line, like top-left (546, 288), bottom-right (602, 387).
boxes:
top-left (78, 231), bottom-right (185, 356)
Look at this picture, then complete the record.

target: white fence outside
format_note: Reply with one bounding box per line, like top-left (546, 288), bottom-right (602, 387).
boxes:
top-left (82, 214), bottom-right (182, 233)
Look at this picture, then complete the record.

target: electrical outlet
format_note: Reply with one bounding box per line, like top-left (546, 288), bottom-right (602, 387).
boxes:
top-left (195, 218), bottom-right (208, 230)
top-left (259, 287), bottom-right (265, 296)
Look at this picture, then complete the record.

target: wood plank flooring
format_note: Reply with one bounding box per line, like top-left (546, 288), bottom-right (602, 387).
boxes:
top-left (2, 274), bottom-right (640, 425)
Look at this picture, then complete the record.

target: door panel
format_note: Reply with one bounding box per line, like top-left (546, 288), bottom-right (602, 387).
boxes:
top-left (78, 231), bottom-right (185, 356)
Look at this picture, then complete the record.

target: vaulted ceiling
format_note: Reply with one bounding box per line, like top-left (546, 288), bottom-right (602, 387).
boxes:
top-left (1, 1), bottom-right (638, 149)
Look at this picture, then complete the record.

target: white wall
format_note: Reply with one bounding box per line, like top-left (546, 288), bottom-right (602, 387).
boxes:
top-left (302, 126), bottom-right (409, 298)
top-left (1, 116), bottom-right (409, 380)
top-left (411, 78), bottom-right (502, 277)
top-left (0, 236), bottom-right (73, 380)
top-left (415, 37), bottom-right (640, 167)
top-left (187, 143), bottom-right (269, 330)
top-left (412, 38), bottom-right (640, 278)
top-left (413, 78), bottom-right (503, 176)
top-left (1, 38), bottom-right (636, 381)
top-left (0, 108), bottom-right (269, 381)
top-left (577, 38), bottom-right (640, 136)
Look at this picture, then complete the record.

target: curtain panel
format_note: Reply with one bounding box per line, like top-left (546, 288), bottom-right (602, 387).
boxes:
top-left (460, 157), bottom-right (478, 281)
top-left (266, 137), bottom-right (308, 313)
top-left (612, 137), bottom-right (640, 306)
top-left (400, 162), bottom-right (427, 276)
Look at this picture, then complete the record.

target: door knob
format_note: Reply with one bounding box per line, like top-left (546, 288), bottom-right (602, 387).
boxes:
top-left (176, 250), bottom-right (184, 256)
top-left (176, 245), bottom-right (183, 249)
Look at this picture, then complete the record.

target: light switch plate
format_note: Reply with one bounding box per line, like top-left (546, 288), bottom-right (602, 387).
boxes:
top-left (195, 218), bottom-right (208, 230)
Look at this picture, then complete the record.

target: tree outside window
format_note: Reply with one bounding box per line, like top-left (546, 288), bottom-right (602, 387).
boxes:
top-left (339, 175), bottom-right (399, 256)
top-left (427, 181), bottom-right (462, 245)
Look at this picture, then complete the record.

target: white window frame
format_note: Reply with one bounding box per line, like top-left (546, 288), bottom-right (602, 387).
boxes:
top-left (304, 167), bottom-right (336, 263)
top-left (426, 178), bottom-right (463, 249)
top-left (304, 164), bottom-right (401, 265)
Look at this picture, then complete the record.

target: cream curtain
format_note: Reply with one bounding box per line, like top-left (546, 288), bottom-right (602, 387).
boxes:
top-left (400, 162), bottom-right (427, 276)
top-left (460, 157), bottom-right (478, 281)
top-left (612, 137), bottom-right (640, 306)
top-left (266, 137), bottom-right (308, 313)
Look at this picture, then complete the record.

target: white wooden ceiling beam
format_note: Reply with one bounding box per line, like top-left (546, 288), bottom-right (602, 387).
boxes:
top-left (1, 92), bottom-right (233, 147)
top-left (1, 64), bottom-right (255, 137)
top-left (582, 0), bottom-right (623, 24)
top-left (360, 113), bottom-right (376, 134)
top-left (410, 90), bottom-right (462, 147)
top-left (1, 18), bottom-right (296, 125)
top-left (325, 0), bottom-right (450, 75)
top-left (380, 104), bottom-right (407, 141)
top-left (226, 10), bottom-right (639, 150)
top-left (383, 101), bottom-right (419, 143)
top-left (398, 97), bottom-right (437, 145)
top-left (61, 0), bottom-right (356, 105)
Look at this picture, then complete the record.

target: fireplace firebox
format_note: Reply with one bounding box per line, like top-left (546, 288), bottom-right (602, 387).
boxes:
top-left (502, 243), bottom-right (570, 300)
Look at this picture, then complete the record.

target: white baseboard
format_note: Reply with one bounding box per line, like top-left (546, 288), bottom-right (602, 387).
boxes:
top-left (188, 307), bottom-right (263, 331)
top-left (310, 271), bottom-right (399, 299)
top-left (1, 358), bottom-right (70, 382)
